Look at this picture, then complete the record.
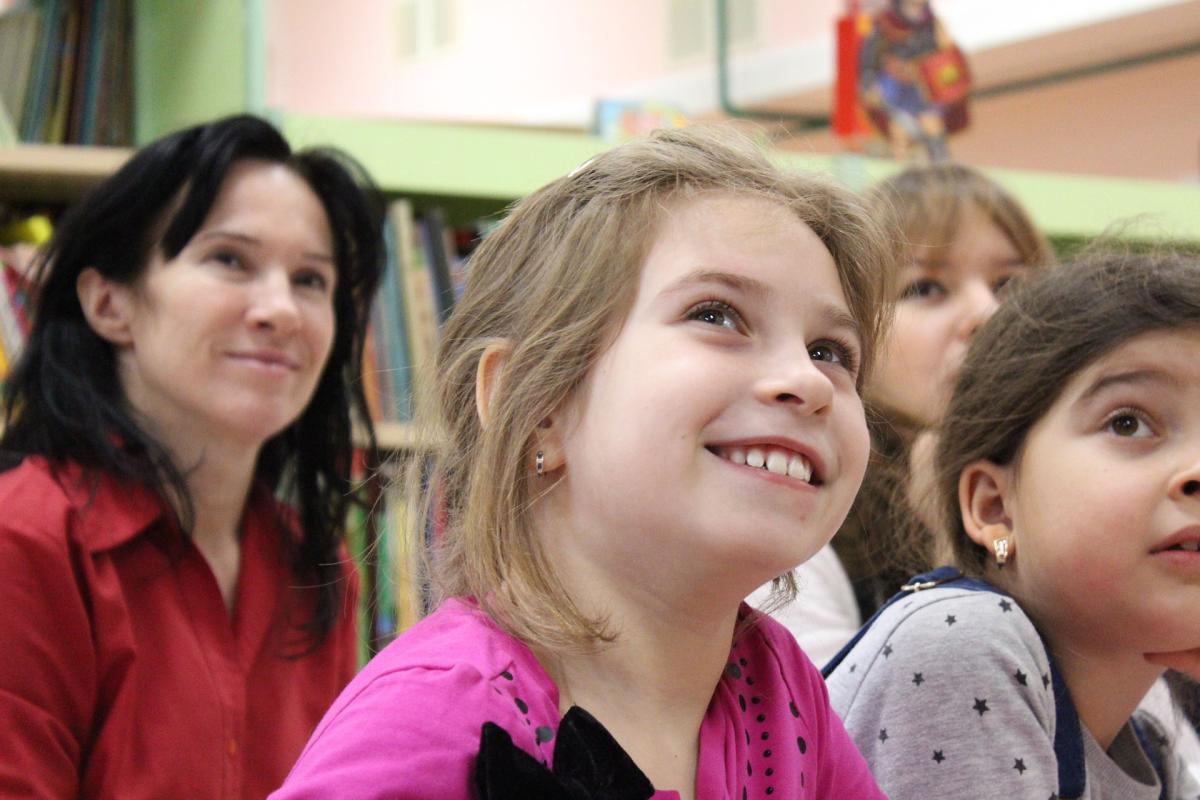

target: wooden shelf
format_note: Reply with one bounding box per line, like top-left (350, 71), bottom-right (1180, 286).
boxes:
top-left (0, 144), bottom-right (132, 203)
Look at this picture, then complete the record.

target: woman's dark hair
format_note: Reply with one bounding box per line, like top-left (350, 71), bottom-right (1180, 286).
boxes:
top-left (935, 251), bottom-right (1200, 574)
top-left (1, 114), bottom-right (385, 646)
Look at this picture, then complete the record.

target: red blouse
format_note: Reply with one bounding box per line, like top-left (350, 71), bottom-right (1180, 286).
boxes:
top-left (0, 457), bottom-right (359, 799)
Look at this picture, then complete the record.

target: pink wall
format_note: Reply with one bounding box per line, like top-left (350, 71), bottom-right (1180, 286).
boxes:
top-left (271, 1), bottom-right (660, 120)
top-left (266, 0), bottom-right (842, 123)
top-left (762, 0), bottom-right (841, 47)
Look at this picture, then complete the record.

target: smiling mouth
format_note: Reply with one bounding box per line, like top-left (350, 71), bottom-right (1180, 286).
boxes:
top-left (706, 445), bottom-right (821, 486)
top-left (230, 353), bottom-right (299, 371)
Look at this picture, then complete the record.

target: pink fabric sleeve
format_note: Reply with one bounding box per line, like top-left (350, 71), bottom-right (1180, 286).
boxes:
top-left (271, 662), bottom-right (503, 800)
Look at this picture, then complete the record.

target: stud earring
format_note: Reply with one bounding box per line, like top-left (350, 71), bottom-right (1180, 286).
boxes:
top-left (994, 535), bottom-right (1012, 566)
top-left (535, 450), bottom-right (545, 476)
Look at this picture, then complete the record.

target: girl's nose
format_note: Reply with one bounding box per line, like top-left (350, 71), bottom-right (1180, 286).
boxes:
top-left (754, 355), bottom-right (835, 415)
top-left (1170, 457), bottom-right (1200, 502)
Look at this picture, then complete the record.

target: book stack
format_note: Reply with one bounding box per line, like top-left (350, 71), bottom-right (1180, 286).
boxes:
top-left (363, 199), bottom-right (481, 425)
top-left (358, 201), bottom-right (488, 648)
top-left (1, 0), bottom-right (134, 146)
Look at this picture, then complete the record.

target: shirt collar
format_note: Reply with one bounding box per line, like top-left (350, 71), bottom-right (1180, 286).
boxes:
top-left (52, 461), bottom-right (172, 553)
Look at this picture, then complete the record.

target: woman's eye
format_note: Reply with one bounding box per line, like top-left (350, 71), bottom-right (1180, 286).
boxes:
top-left (900, 279), bottom-right (945, 300)
top-left (1107, 412), bottom-right (1151, 438)
top-left (994, 275), bottom-right (1021, 296)
top-left (211, 250), bottom-right (244, 269)
top-left (688, 301), bottom-right (741, 330)
top-left (295, 270), bottom-right (331, 291)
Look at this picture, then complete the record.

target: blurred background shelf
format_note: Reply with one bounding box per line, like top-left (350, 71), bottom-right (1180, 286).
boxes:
top-left (0, 144), bottom-right (130, 202)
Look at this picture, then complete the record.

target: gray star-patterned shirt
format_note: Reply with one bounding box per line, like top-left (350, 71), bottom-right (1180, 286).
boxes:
top-left (826, 584), bottom-right (1200, 799)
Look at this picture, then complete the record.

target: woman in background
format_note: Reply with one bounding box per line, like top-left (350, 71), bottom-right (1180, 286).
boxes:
top-left (0, 114), bottom-right (383, 799)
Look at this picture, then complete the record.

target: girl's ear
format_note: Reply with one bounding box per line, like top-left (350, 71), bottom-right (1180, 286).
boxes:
top-left (475, 342), bottom-right (569, 476)
top-left (531, 406), bottom-right (567, 475)
top-left (77, 267), bottom-right (134, 346)
top-left (958, 459), bottom-right (1015, 552)
top-left (475, 340), bottom-right (513, 428)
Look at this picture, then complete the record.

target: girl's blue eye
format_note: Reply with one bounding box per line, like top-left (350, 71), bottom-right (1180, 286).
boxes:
top-left (900, 279), bottom-right (945, 300)
top-left (809, 339), bottom-right (859, 376)
top-left (1107, 411), bottom-right (1150, 438)
top-left (810, 344), bottom-right (840, 363)
top-left (689, 301), bottom-right (741, 330)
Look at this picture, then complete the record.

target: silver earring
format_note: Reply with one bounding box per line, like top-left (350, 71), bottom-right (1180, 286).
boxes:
top-left (535, 450), bottom-right (545, 476)
top-left (994, 535), bottom-right (1012, 566)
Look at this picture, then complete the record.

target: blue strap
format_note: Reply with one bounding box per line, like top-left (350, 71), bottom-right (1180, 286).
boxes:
top-left (821, 567), bottom-right (1086, 799)
top-left (821, 566), bottom-right (962, 679)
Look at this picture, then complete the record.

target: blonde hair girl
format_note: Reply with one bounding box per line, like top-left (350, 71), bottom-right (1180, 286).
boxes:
top-left (274, 127), bottom-right (896, 799)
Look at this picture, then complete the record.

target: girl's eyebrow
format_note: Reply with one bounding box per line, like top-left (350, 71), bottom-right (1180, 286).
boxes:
top-left (660, 269), bottom-right (770, 300)
top-left (1078, 368), bottom-right (1179, 403)
top-left (912, 255), bottom-right (1026, 271)
top-left (820, 304), bottom-right (864, 349)
top-left (195, 229), bottom-right (335, 263)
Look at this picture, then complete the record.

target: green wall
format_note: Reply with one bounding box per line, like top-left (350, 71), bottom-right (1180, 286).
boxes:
top-left (134, 0), bottom-right (248, 144)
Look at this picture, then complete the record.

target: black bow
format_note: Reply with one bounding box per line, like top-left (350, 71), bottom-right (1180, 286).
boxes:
top-left (475, 706), bottom-right (656, 800)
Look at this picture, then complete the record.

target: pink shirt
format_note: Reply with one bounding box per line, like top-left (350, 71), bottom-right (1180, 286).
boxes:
top-left (273, 598), bottom-right (884, 799)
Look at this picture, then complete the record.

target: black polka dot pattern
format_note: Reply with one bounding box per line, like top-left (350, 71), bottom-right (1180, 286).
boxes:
top-left (724, 630), bottom-right (812, 799)
top-left (489, 664), bottom-right (555, 764)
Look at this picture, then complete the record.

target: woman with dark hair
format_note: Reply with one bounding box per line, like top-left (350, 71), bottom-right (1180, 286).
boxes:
top-left (0, 114), bottom-right (384, 798)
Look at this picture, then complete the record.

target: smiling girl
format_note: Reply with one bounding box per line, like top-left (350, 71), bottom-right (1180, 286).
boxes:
top-left (0, 115), bottom-right (383, 798)
top-left (826, 252), bottom-right (1200, 798)
top-left (273, 127), bottom-right (895, 799)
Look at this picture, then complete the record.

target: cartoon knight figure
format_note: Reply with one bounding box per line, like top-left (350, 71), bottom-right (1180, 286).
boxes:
top-left (858, 0), bottom-right (971, 161)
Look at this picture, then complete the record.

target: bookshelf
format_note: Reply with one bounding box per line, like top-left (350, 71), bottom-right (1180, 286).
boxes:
top-left (0, 144), bottom-right (130, 202)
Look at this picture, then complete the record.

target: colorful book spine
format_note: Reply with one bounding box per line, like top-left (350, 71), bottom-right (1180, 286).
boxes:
top-left (391, 199), bottom-right (438, 419)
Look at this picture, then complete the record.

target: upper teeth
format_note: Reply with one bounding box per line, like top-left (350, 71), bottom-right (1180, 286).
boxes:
top-left (723, 446), bottom-right (812, 482)
top-left (1179, 541), bottom-right (1200, 552)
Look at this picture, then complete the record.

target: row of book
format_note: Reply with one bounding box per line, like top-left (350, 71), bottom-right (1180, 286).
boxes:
top-left (0, 0), bottom-right (135, 146)
top-left (364, 199), bottom-right (479, 423)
